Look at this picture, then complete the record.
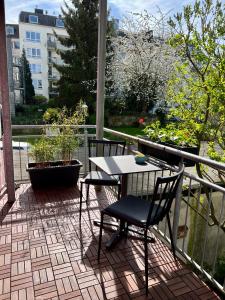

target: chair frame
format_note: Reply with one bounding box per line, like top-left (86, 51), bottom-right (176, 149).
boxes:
top-left (79, 139), bottom-right (126, 220)
top-left (97, 166), bottom-right (184, 295)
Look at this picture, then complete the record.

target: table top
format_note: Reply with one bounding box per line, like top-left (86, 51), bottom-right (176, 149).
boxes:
top-left (89, 155), bottom-right (161, 176)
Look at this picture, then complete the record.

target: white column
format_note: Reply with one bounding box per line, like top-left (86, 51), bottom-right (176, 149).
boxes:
top-left (96, 0), bottom-right (107, 140)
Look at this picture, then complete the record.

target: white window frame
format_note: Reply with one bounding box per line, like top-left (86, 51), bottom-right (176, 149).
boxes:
top-left (26, 31), bottom-right (40, 42)
top-left (30, 64), bottom-right (42, 74)
top-left (56, 18), bottom-right (64, 28)
top-left (29, 15), bottom-right (38, 24)
top-left (32, 79), bottom-right (42, 89)
top-left (27, 48), bottom-right (41, 58)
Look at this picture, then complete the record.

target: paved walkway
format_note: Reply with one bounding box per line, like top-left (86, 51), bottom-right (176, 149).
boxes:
top-left (0, 183), bottom-right (221, 299)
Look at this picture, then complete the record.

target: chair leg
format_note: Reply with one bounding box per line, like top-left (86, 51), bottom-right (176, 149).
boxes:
top-left (166, 214), bottom-right (176, 260)
top-left (86, 184), bottom-right (90, 205)
top-left (144, 229), bottom-right (148, 295)
top-left (79, 182), bottom-right (83, 222)
top-left (97, 212), bottom-right (104, 261)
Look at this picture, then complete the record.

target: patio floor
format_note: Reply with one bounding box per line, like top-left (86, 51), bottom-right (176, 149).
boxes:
top-left (0, 183), bottom-right (221, 300)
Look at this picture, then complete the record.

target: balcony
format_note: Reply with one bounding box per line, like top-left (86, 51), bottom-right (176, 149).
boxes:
top-left (0, 180), bottom-right (218, 299)
top-left (47, 40), bottom-right (57, 49)
top-left (48, 74), bottom-right (60, 81)
top-left (49, 88), bottom-right (59, 96)
top-left (48, 57), bottom-right (58, 64)
top-left (7, 125), bottom-right (225, 299)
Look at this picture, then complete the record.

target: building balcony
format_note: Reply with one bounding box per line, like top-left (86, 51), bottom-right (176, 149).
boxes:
top-left (48, 74), bottom-right (59, 80)
top-left (49, 88), bottom-right (59, 96)
top-left (0, 180), bottom-right (218, 299)
top-left (8, 124), bottom-right (225, 299)
top-left (48, 57), bottom-right (58, 64)
top-left (47, 40), bottom-right (57, 49)
top-left (13, 80), bottom-right (21, 89)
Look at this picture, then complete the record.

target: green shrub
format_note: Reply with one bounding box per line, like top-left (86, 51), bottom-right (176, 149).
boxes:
top-left (43, 108), bottom-right (60, 124)
top-left (143, 121), bottom-right (198, 147)
top-left (33, 95), bottom-right (48, 104)
top-left (30, 136), bottom-right (56, 163)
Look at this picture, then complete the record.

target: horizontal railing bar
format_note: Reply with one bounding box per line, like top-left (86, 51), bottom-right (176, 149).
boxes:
top-left (184, 171), bottom-right (225, 193)
top-left (104, 127), bottom-right (225, 172)
top-left (11, 134), bottom-right (96, 139)
top-left (12, 124), bottom-right (96, 129)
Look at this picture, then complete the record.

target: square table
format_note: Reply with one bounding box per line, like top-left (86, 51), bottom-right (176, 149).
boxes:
top-left (89, 155), bottom-right (162, 248)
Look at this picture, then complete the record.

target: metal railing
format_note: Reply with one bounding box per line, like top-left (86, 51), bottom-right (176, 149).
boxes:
top-left (103, 127), bottom-right (225, 295)
top-left (10, 124), bottom-right (225, 294)
top-left (11, 124), bottom-right (96, 182)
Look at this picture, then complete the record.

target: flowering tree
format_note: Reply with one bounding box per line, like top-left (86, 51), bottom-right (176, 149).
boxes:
top-left (106, 11), bottom-right (177, 114)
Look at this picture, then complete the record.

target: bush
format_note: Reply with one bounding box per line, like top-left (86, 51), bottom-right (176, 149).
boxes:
top-left (33, 95), bottom-right (48, 104)
top-left (143, 121), bottom-right (198, 147)
top-left (15, 104), bottom-right (25, 114)
top-left (43, 108), bottom-right (60, 124)
top-left (47, 98), bottom-right (62, 108)
top-left (13, 104), bottom-right (48, 125)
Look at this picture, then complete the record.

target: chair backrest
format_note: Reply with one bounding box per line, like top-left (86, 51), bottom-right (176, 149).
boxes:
top-left (147, 166), bottom-right (184, 226)
top-left (88, 139), bottom-right (126, 171)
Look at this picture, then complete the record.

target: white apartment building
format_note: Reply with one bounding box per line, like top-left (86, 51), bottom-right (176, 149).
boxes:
top-left (6, 24), bottom-right (21, 112)
top-left (7, 8), bottom-right (68, 102)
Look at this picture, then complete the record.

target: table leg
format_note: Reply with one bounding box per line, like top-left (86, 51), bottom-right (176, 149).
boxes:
top-left (104, 174), bottom-right (128, 249)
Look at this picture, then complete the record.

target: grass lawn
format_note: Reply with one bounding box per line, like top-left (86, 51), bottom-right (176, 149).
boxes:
top-left (111, 126), bottom-right (145, 137)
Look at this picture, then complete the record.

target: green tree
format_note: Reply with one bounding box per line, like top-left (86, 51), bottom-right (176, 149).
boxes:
top-left (19, 49), bottom-right (35, 104)
top-left (54, 0), bottom-right (98, 112)
top-left (167, 0), bottom-right (225, 167)
top-left (167, 0), bottom-right (225, 230)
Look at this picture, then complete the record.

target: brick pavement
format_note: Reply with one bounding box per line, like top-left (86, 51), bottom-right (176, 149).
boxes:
top-left (0, 183), bottom-right (222, 299)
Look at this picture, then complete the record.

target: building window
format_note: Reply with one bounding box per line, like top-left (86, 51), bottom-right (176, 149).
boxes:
top-left (29, 15), bottom-right (38, 24)
top-left (26, 31), bottom-right (40, 42)
top-left (27, 48), bottom-right (41, 58)
top-left (30, 64), bottom-right (41, 74)
top-left (6, 26), bottom-right (14, 35)
top-left (32, 79), bottom-right (42, 89)
top-left (13, 41), bottom-right (20, 49)
top-left (56, 18), bottom-right (64, 28)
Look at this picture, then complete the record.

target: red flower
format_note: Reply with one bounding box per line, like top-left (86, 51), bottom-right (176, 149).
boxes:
top-left (138, 118), bottom-right (145, 124)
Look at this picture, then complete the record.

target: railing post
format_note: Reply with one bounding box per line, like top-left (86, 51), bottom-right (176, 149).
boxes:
top-left (84, 128), bottom-right (88, 175)
top-left (96, 0), bottom-right (107, 140)
top-left (172, 160), bottom-right (184, 247)
top-left (0, 1), bottom-right (15, 202)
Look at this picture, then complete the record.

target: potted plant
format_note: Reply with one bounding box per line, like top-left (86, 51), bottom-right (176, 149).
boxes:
top-left (27, 100), bottom-right (88, 189)
top-left (138, 121), bottom-right (199, 166)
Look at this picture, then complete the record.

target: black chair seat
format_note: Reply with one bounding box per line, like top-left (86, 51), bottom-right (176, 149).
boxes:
top-left (81, 171), bottom-right (120, 185)
top-left (103, 195), bottom-right (163, 227)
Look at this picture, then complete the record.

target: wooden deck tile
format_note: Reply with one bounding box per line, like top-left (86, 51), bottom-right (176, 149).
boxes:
top-left (0, 183), bottom-right (221, 299)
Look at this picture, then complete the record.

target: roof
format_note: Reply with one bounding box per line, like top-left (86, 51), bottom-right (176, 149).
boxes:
top-left (6, 24), bottom-right (19, 38)
top-left (19, 10), bottom-right (63, 28)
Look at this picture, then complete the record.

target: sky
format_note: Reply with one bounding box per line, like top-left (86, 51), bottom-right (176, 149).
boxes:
top-left (5, 0), bottom-right (196, 24)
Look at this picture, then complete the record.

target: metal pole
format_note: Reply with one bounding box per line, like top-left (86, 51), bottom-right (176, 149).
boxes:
top-left (172, 159), bottom-right (184, 247)
top-left (96, 0), bottom-right (107, 140)
top-left (0, 0), bottom-right (15, 202)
